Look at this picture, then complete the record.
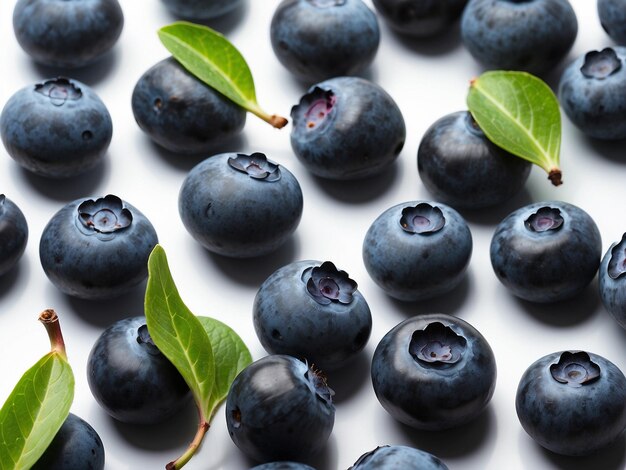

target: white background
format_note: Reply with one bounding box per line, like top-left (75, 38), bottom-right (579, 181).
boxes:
top-left (1, 1), bottom-right (626, 469)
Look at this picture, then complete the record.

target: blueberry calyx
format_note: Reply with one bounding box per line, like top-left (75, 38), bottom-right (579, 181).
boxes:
top-left (399, 203), bottom-right (445, 234)
top-left (409, 322), bottom-right (467, 365)
top-left (76, 195), bottom-right (133, 240)
top-left (291, 87), bottom-right (336, 133)
top-left (227, 153), bottom-right (282, 182)
top-left (608, 233), bottom-right (626, 280)
top-left (581, 48), bottom-right (622, 80)
top-left (308, 0), bottom-right (346, 7)
top-left (34, 78), bottom-right (82, 107)
top-left (524, 207), bottom-right (563, 233)
top-left (550, 351), bottom-right (601, 388)
top-left (464, 112), bottom-right (485, 137)
top-left (301, 261), bottom-right (357, 305)
top-left (350, 446), bottom-right (390, 467)
top-left (303, 363), bottom-right (334, 405)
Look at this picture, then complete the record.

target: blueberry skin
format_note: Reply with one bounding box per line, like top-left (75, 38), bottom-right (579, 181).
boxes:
top-left (1, 78), bottom-right (112, 178)
top-left (0, 195), bottom-right (28, 277)
top-left (31, 413), bottom-right (104, 470)
top-left (372, 0), bottom-right (468, 37)
top-left (599, 234), bottom-right (626, 329)
top-left (461, 0), bottom-right (578, 75)
top-left (559, 47), bottom-right (626, 140)
top-left (418, 111), bottom-right (531, 209)
top-left (132, 57), bottom-right (246, 154)
top-left (516, 351), bottom-right (626, 456)
top-left (253, 260), bottom-right (372, 370)
top-left (490, 201), bottom-right (602, 303)
top-left (291, 77), bottom-right (406, 180)
top-left (161, 0), bottom-right (242, 19)
top-left (39, 195), bottom-right (158, 299)
top-left (362, 201), bottom-right (472, 301)
top-left (251, 463), bottom-right (316, 470)
top-left (270, 0), bottom-right (379, 84)
top-left (599, 0), bottom-right (626, 44)
top-left (350, 445), bottom-right (448, 470)
top-left (226, 354), bottom-right (335, 462)
top-left (87, 316), bottom-right (191, 424)
top-left (179, 153), bottom-right (303, 258)
top-left (371, 314), bottom-right (497, 430)
top-left (13, 0), bottom-right (123, 68)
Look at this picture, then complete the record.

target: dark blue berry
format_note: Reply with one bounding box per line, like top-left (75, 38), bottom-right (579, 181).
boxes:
top-left (372, 0), bottom-right (468, 37)
top-left (598, 0), bottom-right (626, 44)
top-left (0, 195), bottom-right (28, 277)
top-left (161, 0), bottom-right (242, 19)
top-left (350, 445), bottom-right (448, 469)
top-left (599, 233), bottom-right (626, 329)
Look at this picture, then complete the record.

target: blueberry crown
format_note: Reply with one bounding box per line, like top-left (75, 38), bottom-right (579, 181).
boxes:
top-left (581, 48), bottom-right (622, 80)
top-left (308, 0), bottom-right (346, 8)
top-left (550, 351), bottom-right (600, 388)
top-left (303, 361), bottom-right (335, 405)
top-left (76, 194), bottom-right (132, 240)
top-left (409, 322), bottom-right (467, 366)
top-left (291, 87), bottom-right (336, 133)
top-left (301, 261), bottom-right (357, 305)
top-left (35, 77), bottom-right (82, 106)
top-left (227, 152), bottom-right (281, 182)
top-left (524, 207), bottom-right (563, 233)
top-left (400, 203), bottom-right (445, 234)
top-left (608, 233), bottom-right (626, 280)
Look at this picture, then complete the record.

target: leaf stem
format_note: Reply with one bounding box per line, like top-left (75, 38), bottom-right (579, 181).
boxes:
top-left (548, 167), bottom-right (563, 186)
top-left (38, 309), bottom-right (67, 360)
top-left (166, 420), bottom-right (210, 470)
top-left (248, 105), bottom-right (288, 129)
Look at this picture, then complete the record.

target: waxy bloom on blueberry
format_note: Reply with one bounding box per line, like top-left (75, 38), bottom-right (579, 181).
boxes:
top-left (76, 195), bottom-right (132, 240)
top-left (409, 322), bottom-right (466, 365)
top-left (228, 152), bottom-right (281, 181)
top-left (550, 351), bottom-right (600, 388)
top-left (400, 203), bottom-right (445, 234)
top-left (302, 261), bottom-right (357, 305)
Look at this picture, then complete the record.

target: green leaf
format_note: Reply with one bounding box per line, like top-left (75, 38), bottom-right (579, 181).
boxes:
top-left (197, 316), bottom-right (252, 417)
top-left (145, 244), bottom-right (216, 421)
top-left (467, 70), bottom-right (563, 186)
top-left (158, 21), bottom-right (288, 129)
top-left (0, 352), bottom-right (74, 470)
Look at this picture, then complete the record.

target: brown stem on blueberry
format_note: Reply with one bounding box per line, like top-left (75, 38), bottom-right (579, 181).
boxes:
top-left (269, 114), bottom-right (288, 129)
top-left (39, 309), bottom-right (68, 360)
top-left (166, 419), bottom-right (210, 470)
top-left (548, 168), bottom-right (562, 186)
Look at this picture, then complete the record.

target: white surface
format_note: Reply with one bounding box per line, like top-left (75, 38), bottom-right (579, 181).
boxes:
top-left (1, 1), bottom-right (626, 469)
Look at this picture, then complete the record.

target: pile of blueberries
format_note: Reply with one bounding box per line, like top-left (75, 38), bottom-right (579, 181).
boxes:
top-left (3, 0), bottom-right (626, 469)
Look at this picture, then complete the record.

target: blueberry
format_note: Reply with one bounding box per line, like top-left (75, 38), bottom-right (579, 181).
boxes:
top-left (490, 201), bottom-right (602, 303)
top-left (371, 314), bottom-right (497, 430)
top-left (372, 0), bottom-right (468, 37)
top-left (362, 201), bottom-right (472, 301)
top-left (225, 354), bottom-right (335, 462)
top-left (270, 0), bottom-right (379, 83)
top-left (599, 233), bottom-right (626, 329)
top-left (253, 260), bottom-right (372, 370)
top-left (516, 350), bottom-right (626, 456)
top-left (350, 445), bottom-right (448, 469)
top-left (13, 0), bottom-right (123, 68)
top-left (461, 0), bottom-right (578, 75)
top-left (179, 152), bottom-right (303, 258)
top-left (87, 316), bottom-right (191, 424)
top-left (132, 57), bottom-right (246, 154)
top-left (161, 0), bottom-right (242, 19)
top-left (559, 47), bottom-right (626, 140)
top-left (418, 111), bottom-right (531, 209)
top-left (31, 413), bottom-right (105, 470)
top-left (39, 194), bottom-right (158, 300)
top-left (0, 78), bottom-right (112, 178)
top-left (290, 77), bottom-right (405, 180)
top-left (0, 195), bottom-right (28, 277)
top-left (598, 0), bottom-right (626, 44)
top-left (251, 463), bottom-right (316, 470)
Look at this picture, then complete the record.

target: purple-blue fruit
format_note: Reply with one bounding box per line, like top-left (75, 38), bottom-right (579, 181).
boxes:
top-left (253, 260), bottom-right (372, 370)
top-left (1, 78), bottom-right (112, 178)
top-left (598, 0), bottom-right (626, 44)
top-left (39, 195), bottom-right (158, 300)
top-left (226, 354), bottom-right (335, 462)
top-left (371, 314), bottom-right (496, 430)
top-left (0, 195), bottom-right (28, 277)
top-left (516, 350), bottom-right (626, 455)
top-left (87, 316), bottom-right (191, 424)
top-left (31, 413), bottom-right (105, 470)
top-left (362, 201), bottom-right (472, 301)
top-left (418, 111), bottom-right (531, 209)
top-left (13, 0), bottom-right (123, 68)
top-left (132, 57), bottom-right (246, 154)
top-left (291, 77), bottom-right (405, 180)
top-left (372, 0), bottom-right (468, 37)
top-left (179, 152), bottom-right (303, 258)
top-left (270, 0), bottom-right (379, 83)
top-left (599, 233), bottom-right (626, 329)
top-left (161, 0), bottom-right (242, 19)
top-left (350, 445), bottom-right (448, 469)
top-left (490, 201), bottom-right (601, 303)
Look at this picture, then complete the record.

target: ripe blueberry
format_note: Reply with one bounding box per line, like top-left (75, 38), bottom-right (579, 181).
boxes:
top-left (372, 0), bottom-right (468, 37)
top-left (161, 0), bottom-right (242, 19)
top-left (0, 195), bottom-right (28, 277)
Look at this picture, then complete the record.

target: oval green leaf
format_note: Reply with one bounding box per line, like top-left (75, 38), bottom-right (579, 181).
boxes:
top-left (158, 21), bottom-right (287, 128)
top-left (0, 352), bottom-right (74, 470)
top-left (467, 70), bottom-right (562, 186)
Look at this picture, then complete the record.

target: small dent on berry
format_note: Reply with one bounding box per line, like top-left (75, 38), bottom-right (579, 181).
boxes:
top-left (409, 322), bottom-right (467, 366)
top-left (76, 194), bottom-right (133, 240)
top-left (550, 351), bottom-right (600, 388)
top-left (35, 77), bottom-right (82, 106)
top-left (228, 152), bottom-right (281, 182)
top-left (399, 203), bottom-right (445, 234)
top-left (301, 261), bottom-right (357, 305)
top-left (608, 233), bottom-right (626, 280)
top-left (581, 48), bottom-right (622, 80)
top-left (524, 207), bottom-right (563, 233)
top-left (82, 130), bottom-right (93, 140)
top-left (153, 97), bottom-right (163, 113)
top-left (231, 408), bottom-right (242, 428)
